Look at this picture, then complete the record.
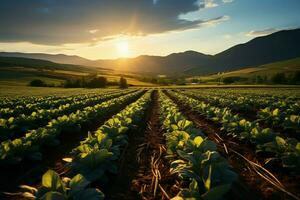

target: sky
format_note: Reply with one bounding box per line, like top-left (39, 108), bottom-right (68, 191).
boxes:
top-left (0, 0), bottom-right (300, 60)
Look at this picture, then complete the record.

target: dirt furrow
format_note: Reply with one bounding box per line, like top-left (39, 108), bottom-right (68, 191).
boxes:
top-left (130, 90), bottom-right (181, 200)
top-left (102, 91), bottom-right (154, 200)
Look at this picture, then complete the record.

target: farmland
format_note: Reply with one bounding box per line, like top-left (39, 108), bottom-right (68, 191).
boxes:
top-left (0, 87), bottom-right (299, 200)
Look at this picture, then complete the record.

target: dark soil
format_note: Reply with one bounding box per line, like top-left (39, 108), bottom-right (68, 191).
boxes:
top-left (103, 90), bottom-right (182, 200)
top-left (102, 91), bottom-right (156, 200)
top-left (130, 90), bottom-right (181, 200)
top-left (164, 90), bottom-right (300, 200)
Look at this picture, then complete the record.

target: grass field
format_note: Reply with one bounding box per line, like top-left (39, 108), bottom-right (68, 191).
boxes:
top-left (0, 67), bottom-right (155, 88)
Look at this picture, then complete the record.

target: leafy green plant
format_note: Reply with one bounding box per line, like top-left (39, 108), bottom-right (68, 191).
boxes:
top-left (169, 90), bottom-right (300, 174)
top-left (0, 90), bottom-right (142, 163)
top-left (159, 91), bottom-right (237, 199)
top-left (21, 170), bottom-right (104, 199)
top-left (284, 115), bottom-right (300, 132)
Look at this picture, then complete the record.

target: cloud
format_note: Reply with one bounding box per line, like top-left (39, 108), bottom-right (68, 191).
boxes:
top-left (223, 34), bottom-right (232, 39)
top-left (45, 47), bottom-right (75, 53)
top-left (222, 0), bottom-right (233, 3)
top-left (202, 0), bottom-right (219, 8)
top-left (201, 15), bottom-right (230, 26)
top-left (0, 0), bottom-right (228, 45)
top-left (88, 29), bottom-right (99, 34)
top-left (245, 28), bottom-right (279, 37)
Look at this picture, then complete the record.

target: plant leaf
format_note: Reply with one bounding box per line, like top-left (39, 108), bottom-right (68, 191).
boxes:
top-left (42, 170), bottom-right (65, 193)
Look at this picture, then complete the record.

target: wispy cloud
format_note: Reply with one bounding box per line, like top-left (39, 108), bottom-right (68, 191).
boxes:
top-left (202, 15), bottom-right (230, 26)
top-left (88, 29), bottom-right (99, 34)
top-left (223, 34), bottom-right (232, 39)
top-left (222, 0), bottom-right (234, 3)
top-left (245, 28), bottom-right (279, 37)
top-left (201, 0), bottom-right (219, 8)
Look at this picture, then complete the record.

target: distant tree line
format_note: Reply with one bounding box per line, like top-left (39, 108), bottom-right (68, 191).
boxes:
top-left (64, 76), bottom-right (128, 88)
top-left (63, 76), bottom-right (107, 88)
top-left (139, 72), bottom-right (300, 86)
top-left (29, 75), bottom-right (129, 88)
top-left (268, 72), bottom-right (299, 84)
top-left (220, 72), bottom-right (300, 85)
top-left (29, 79), bottom-right (55, 87)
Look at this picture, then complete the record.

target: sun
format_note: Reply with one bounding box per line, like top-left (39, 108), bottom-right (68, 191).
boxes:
top-left (116, 41), bottom-right (130, 57)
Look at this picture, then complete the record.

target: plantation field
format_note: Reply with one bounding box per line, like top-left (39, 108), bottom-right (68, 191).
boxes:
top-left (0, 87), bottom-right (299, 200)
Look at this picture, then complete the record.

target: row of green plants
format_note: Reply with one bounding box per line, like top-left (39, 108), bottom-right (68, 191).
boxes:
top-left (159, 91), bottom-right (237, 199)
top-left (0, 90), bottom-right (119, 119)
top-left (0, 90), bottom-right (135, 141)
top-left (257, 107), bottom-right (300, 133)
top-left (185, 89), bottom-right (299, 115)
top-left (21, 91), bottom-right (153, 199)
top-left (0, 89), bottom-right (117, 108)
top-left (187, 88), bottom-right (300, 100)
top-left (0, 90), bottom-right (144, 164)
top-left (169, 90), bottom-right (300, 174)
top-left (0, 95), bottom-right (60, 108)
top-left (183, 90), bottom-right (300, 133)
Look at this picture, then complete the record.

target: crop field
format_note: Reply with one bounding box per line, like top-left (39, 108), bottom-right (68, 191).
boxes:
top-left (0, 87), bottom-right (299, 200)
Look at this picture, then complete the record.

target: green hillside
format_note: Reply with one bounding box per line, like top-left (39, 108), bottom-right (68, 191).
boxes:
top-left (0, 56), bottom-right (155, 87)
top-left (189, 57), bottom-right (300, 83)
top-left (0, 56), bottom-right (102, 72)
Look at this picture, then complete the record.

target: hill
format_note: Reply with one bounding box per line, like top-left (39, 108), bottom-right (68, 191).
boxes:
top-left (192, 57), bottom-right (300, 83)
top-left (0, 52), bottom-right (90, 65)
top-left (0, 56), bottom-right (155, 87)
top-left (185, 28), bottom-right (300, 75)
top-left (86, 51), bottom-right (212, 74)
top-left (2, 28), bottom-right (300, 75)
top-left (0, 56), bottom-right (100, 72)
top-left (87, 28), bottom-right (300, 75)
top-left (212, 28), bottom-right (300, 71)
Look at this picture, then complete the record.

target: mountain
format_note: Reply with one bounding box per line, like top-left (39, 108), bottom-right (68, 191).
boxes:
top-left (0, 56), bottom-right (99, 72)
top-left (212, 28), bottom-right (300, 71)
top-left (87, 51), bottom-right (212, 74)
top-left (0, 52), bottom-right (90, 65)
top-left (199, 56), bottom-right (300, 81)
top-left (1, 28), bottom-right (300, 75)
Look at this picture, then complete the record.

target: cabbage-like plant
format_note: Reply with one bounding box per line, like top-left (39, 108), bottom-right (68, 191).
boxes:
top-left (71, 145), bottom-right (115, 181)
top-left (283, 115), bottom-right (300, 131)
top-left (250, 127), bottom-right (277, 144)
top-left (166, 131), bottom-right (190, 154)
top-left (21, 170), bottom-right (104, 199)
top-left (171, 151), bottom-right (236, 200)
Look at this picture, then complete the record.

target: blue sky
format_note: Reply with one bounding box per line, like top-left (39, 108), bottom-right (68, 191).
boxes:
top-left (0, 0), bottom-right (299, 59)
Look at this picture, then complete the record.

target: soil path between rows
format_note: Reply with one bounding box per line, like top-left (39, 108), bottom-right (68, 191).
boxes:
top-left (102, 91), bottom-right (156, 199)
top-left (130, 90), bottom-right (181, 200)
top-left (104, 90), bottom-right (181, 200)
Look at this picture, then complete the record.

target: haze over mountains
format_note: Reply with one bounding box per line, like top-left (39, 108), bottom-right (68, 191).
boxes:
top-left (1, 28), bottom-right (300, 75)
top-left (0, 52), bottom-right (90, 66)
